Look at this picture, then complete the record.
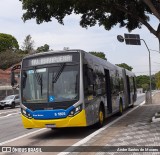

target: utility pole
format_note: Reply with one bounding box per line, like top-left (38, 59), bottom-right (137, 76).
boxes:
top-left (117, 34), bottom-right (152, 103)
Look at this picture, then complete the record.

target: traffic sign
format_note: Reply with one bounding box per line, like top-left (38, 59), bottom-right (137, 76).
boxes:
top-left (124, 34), bottom-right (141, 45)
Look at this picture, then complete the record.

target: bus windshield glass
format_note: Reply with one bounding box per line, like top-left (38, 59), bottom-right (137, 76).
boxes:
top-left (22, 65), bottom-right (79, 103)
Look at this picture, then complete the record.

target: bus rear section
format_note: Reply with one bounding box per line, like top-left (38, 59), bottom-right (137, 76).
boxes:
top-left (20, 51), bottom-right (87, 129)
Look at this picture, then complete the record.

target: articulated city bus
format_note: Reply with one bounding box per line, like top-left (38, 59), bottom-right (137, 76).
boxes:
top-left (11, 50), bottom-right (137, 129)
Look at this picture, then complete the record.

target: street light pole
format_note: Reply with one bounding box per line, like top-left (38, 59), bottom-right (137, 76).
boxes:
top-left (140, 39), bottom-right (152, 103)
top-left (117, 34), bottom-right (152, 103)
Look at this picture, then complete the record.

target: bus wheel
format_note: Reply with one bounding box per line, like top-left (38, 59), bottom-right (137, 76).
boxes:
top-left (130, 104), bottom-right (134, 108)
top-left (118, 102), bottom-right (123, 116)
top-left (97, 106), bottom-right (105, 128)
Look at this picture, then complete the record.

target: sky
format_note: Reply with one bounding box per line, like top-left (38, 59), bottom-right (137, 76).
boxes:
top-left (0, 0), bottom-right (160, 76)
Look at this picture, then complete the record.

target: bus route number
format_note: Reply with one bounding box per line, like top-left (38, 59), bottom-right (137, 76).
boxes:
top-left (54, 112), bottom-right (66, 117)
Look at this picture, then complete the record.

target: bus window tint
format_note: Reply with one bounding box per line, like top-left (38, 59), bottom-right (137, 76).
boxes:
top-left (94, 73), bottom-right (105, 96)
top-left (48, 65), bottom-right (79, 102)
top-left (130, 77), bottom-right (134, 92)
top-left (83, 66), bottom-right (94, 96)
top-left (22, 68), bottom-right (48, 103)
top-left (111, 72), bottom-right (120, 95)
top-left (119, 78), bottom-right (124, 92)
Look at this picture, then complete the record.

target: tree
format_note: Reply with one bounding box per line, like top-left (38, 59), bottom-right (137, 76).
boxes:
top-left (20, 0), bottom-right (160, 47)
top-left (22, 35), bottom-right (35, 54)
top-left (37, 44), bottom-right (50, 53)
top-left (155, 71), bottom-right (160, 89)
top-left (0, 33), bottom-right (19, 52)
top-left (89, 51), bottom-right (107, 60)
top-left (0, 50), bottom-right (23, 70)
top-left (116, 63), bottom-right (133, 71)
top-left (136, 75), bottom-right (150, 91)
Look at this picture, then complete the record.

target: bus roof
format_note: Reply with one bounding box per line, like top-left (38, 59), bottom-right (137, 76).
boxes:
top-left (22, 49), bottom-right (135, 76)
top-left (22, 49), bottom-right (81, 60)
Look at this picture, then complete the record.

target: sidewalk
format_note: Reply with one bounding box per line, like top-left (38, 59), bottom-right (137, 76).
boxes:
top-left (69, 92), bottom-right (160, 155)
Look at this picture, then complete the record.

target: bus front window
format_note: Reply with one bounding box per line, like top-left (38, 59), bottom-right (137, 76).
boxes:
top-left (22, 68), bottom-right (48, 103)
top-left (49, 65), bottom-right (79, 102)
top-left (22, 65), bottom-right (79, 104)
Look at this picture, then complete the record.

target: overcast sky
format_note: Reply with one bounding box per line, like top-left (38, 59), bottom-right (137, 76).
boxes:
top-left (1, 0), bottom-right (160, 76)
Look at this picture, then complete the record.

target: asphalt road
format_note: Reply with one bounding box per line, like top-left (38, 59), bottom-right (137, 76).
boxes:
top-left (0, 94), bottom-right (146, 154)
top-left (0, 107), bottom-right (38, 143)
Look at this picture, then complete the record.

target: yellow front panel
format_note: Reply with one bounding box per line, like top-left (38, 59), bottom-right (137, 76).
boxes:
top-left (21, 110), bottom-right (87, 128)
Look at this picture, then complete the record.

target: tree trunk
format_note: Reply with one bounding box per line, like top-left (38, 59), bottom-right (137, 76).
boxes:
top-left (157, 23), bottom-right (160, 52)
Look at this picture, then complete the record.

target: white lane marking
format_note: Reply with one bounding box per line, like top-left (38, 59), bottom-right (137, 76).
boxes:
top-left (0, 110), bottom-right (19, 114)
top-left (58, 100), bottom-right (146, 155)
top-left (140, 101), bottom-right (145, 106)
top-left (0, 128), bottom-right (46, 145)
top-left (0, 112), bottom-right (20, 119)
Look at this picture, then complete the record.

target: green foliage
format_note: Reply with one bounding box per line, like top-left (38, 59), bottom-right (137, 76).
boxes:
top-left (116, 63), bottom-right (133, 71)
top-left (89, 51), bottom-right (107, 60)
top-left (20, 0), bottom-right (160, 41)
top-left (151, 75), bottom-right (156, 90)
top-left (37, 44), bottom-right (50, 53)
top-left (155, 71), bottom-right (160, 89)
top-left (0, 33), bottom-right (19, 52)
top-left (136, 74), bottom-right (156, 91)
top-left (141, 83), bottom-right (149, 91)
top-left (136, 75), bottom-right (150, 91)
top-left (0, 50), bottom-right (23, 70)
top-left (22, 35), bottom-right (35, 54)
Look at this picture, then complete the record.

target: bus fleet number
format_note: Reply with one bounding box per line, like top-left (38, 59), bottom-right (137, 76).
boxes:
top-left (54, 112), bottom-right (66, 117)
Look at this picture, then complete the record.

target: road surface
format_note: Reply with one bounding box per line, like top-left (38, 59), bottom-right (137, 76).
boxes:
top-left (0, 94), bottom-right (145, 154)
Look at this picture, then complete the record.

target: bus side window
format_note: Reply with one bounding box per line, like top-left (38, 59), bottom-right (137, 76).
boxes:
top-left (84, 65), bottom-right (88, 92)
top-left (111, 74), bottom-right (120, 95)
top-left (88, 68), bottom-right (94, 86)
top-left (120, 78), bottom-right (124, 92)
top-left (83, 65), bottom-right (94, 96)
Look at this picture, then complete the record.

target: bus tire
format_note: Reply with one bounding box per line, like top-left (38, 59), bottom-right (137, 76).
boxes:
top-left (26, 128), bottom-right (32, 129)
top-left (118, 102), bottom-right (123, 116)
top-left (11, 102), bottom-right (15, 109)
top-left (130, 104), bottom-right (134, 108)
top-left (96, 106), bottom-right (105, 128)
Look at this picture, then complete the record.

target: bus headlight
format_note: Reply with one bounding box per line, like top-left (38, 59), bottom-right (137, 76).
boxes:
top-left (68, 104), bottom-right (82, 117)
top-left (21, 108), bottom-right (32, 119)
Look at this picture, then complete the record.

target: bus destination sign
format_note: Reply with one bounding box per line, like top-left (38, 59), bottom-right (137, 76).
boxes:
top-left (29, 55), bottom-right (72, 66)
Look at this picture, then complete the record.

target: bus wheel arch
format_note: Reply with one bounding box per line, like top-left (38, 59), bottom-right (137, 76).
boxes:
top-left (97, 102), bottom-right (105, 128)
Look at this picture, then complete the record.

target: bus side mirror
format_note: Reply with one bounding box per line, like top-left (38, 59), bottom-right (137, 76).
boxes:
top-left (11, 71), bottom-right (17, 87)
top-left (11, 65), bottom-right (21, 87)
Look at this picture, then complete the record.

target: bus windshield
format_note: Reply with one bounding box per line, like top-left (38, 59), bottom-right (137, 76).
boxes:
top-left (22, 65), bottom-right (79, 103)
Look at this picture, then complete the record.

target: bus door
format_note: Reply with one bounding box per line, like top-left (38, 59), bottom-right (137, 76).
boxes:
top-left (126, 76), bottom-right (131, 105)
top-left (104, 69), bottom-right (112, 114)
top-left (110, 70), bottom-right (121, 113)
top-left (133, 77), bottom-right (137, 102)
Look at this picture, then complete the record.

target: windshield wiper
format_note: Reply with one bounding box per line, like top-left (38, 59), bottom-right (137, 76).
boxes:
top-left (34, 68), bottom-right (43, 95)
top-left (52, 63), bottom-right (65, 83)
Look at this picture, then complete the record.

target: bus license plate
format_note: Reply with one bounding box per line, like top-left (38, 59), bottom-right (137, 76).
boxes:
top-left (45, 124), bottom-right (56, 128)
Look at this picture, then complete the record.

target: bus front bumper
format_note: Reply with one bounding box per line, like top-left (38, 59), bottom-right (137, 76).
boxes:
top-left (21, 110), bottom-right (87, 128)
